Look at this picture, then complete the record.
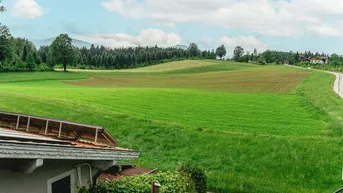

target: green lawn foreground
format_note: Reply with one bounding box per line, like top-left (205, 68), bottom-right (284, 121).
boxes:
top-left (0, 62), bottom-right (343, 192)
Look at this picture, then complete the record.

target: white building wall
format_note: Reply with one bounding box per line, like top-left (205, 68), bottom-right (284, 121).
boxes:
top-left (0, 159), bottom-right (99, 193)
top-left (310, 59), bottom-right (324, 64)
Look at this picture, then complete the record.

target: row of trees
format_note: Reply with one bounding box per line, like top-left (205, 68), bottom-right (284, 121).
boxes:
top-left (233, 47), bottom-right (300, 65)
top-left (0, 28), bottom-right (219, 72)
top-left (0, 25), bottom-right (51, 72)
top-left (2, 1), bottom-right (342, 71)
top-left (68, 43), bottom-right (217, 71)
top-left (231, 46), bottom-right (335, 65)
top-left (0, 4), bottom-right (222, 72)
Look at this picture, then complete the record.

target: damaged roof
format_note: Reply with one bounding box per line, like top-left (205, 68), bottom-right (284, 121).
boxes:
top-left (0, 111), bottom-right (139, 161)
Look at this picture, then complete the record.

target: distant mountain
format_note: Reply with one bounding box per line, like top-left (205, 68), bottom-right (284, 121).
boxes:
top-left (33, 38), bottom-right (92, 48)
top-left (170, 44), bottom-right (188, 50)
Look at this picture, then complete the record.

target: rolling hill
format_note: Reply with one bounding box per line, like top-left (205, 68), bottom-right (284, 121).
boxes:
top-left (1, 60), bottom-right (342, 192)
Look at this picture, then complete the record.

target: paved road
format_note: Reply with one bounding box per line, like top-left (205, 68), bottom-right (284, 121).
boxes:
top-left (330, 72), bottom-right (343, 98)
top-left (285, 65), bottom-right (343, 99)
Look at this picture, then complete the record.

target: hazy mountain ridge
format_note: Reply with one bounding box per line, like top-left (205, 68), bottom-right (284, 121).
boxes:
top-left (170, 44), bottom-right (188, 50)
top-left (33, 38), bottom-right (92, 48)
top-left (32, 39), bottom-right (189, 50)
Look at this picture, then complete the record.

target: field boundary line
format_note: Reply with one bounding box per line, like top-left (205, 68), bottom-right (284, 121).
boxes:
top-left (284, 64), bottom-right (343, 99)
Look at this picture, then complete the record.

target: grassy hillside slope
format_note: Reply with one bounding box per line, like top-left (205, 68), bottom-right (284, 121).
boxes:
top-left (0, 60), bottom-right (342, 192)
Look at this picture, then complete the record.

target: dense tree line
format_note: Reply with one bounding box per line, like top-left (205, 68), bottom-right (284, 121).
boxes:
top-left (0, 28), bottom-right (217, 72)
top-left (231, 46), bottom-right (333, 65)
top-left (3, 3), bottom-right (343, 73)
top-left (236, 49), bottom-right (300, 65)
top-left (0, 27), bottom-right (51, 72)
top-left (1, 7), bottom-right (218, 72)
top-left (68, 42), bottom-right (216, 70)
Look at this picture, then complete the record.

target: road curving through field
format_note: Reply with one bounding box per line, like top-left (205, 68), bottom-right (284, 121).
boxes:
top-left (330, 72), bottom-right (343, 98)
top-left (285, 64), bottom-right (343, 99)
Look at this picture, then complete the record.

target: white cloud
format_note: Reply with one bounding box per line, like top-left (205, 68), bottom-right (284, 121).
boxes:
top-left (307, 25), bottom-right (342, 37)
top-left (220, 36), bottom-right (268, 56)
top-left (101, 0), bottom-right (343, 37)
top-left (77, 28), bottom-right (181, 48)
top-left (11, 0), bottom-right (44, 18)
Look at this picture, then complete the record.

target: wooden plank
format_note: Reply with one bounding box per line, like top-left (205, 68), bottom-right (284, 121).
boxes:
top-left (58, 122), bottom-right (62, 138)
top-left (0, 111), bottom-right (102, 130)
top-left (26, 117), bottom-right (31, 132)
top-left (45, 120), bottom-right (49, 135)
top-left (95, 128), bottom-right (99, 143)
top-left (101, 133), bottom-right (113, 146)
top-left (16, 116), bottom-right (20, 130)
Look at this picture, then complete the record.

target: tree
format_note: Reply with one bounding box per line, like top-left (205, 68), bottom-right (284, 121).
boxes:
top-left (216, 45), bottom-right (226, 59)
top-left (26, 53), bottom-right (35, 71)
top-left (50, 34), bottom-right (75, 72)
top-left (21, 44), bottom-right (28, 62)
top-left (38, 45), bottom-right (49, 63)
top-left (233, 46), bottom-right (244, 61)
top-left (294, 52), bottom-right (300, 64)
top-left (257, 55), bottom-right (266, 65)
top-left (0, 0), bottom-right (6, 12)
top-left (0, 24), bottom-right (14, 63)
top-left (188, 43), bottom-right (199, 57)
top-left (33, 51), bottom-right (41, 64)
top-left (330, 53), bottom-right (341, 66)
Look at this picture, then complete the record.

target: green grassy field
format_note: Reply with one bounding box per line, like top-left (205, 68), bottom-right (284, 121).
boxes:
top-left (1, 60), bottom-right (343, 192)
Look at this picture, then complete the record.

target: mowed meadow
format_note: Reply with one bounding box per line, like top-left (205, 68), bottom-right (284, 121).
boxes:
top-left (1, 60), bottom-right (343, 192)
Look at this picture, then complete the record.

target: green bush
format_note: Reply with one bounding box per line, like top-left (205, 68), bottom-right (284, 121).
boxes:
top-left (179, 162), bottom-right (207, 193)
top-left (90, 171), bottom-right (196, 193)
top-left (34, 63), bottom-right (53, 71)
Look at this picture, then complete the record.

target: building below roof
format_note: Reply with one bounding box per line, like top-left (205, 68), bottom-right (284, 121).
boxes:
top-left (0, 111), bottom-right (140, 193)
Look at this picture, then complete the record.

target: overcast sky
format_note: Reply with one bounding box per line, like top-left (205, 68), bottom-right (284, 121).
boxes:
top-left (1, 0), bottom-right (343, 54)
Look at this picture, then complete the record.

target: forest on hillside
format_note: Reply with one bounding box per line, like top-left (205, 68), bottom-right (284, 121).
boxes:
top-left (0, 24), bottom-right (218, 72)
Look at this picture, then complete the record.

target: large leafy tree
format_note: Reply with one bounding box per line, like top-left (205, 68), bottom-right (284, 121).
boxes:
top-left (233, 46), bottom-right (244, 61)
top-left (188, 43), bottom-right (199, 57)
top-left (216, 45), bottom-right (226, 59)
top-left (50, 34), bottom-right (75, 72)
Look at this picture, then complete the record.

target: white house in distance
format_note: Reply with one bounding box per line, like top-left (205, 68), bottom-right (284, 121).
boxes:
top-left (0, 111), bottom-right (139, 193)
top-left (309, 56), bottom-right (329, 64)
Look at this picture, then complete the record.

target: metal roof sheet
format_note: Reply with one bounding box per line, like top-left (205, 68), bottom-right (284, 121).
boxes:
top-left (0, 141), bottom-right (140, 161)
